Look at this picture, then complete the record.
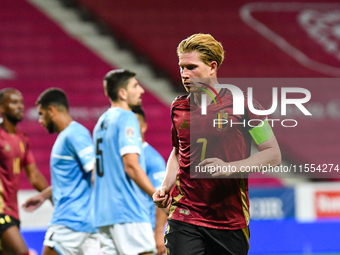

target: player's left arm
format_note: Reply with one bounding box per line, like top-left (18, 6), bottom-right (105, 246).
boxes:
top-left (24, 163), bottom-right (49, 192)
top-left (122, 153), bottom-right (156, 198)
top-left (199, 120), bottom-right (281, 177)
top-left (22, 136), bottom-right (49, 191)
top-left (22, 186), bottom-right (52, 212)
top-left (239, 119), bottom-right (281, 171)
top-left (154, 206), bottom-right (167, 255)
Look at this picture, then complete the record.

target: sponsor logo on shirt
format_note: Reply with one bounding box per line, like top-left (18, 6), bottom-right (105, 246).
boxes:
top-left (179, 209), bottom-right (190, 215)
top-left (179, 119), bottom-right (190, 129)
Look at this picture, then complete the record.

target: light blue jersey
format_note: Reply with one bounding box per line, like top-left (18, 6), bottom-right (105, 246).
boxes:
top-left (143, 142), bottom-right (166, 230)
top-left (49, 121), bottom-right (95, 233)
top-left (93, 107), bottom-right (149, 227)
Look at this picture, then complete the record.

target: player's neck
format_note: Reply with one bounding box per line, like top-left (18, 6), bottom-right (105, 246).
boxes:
top-left (192, 93), bottom-right (202, 106)
top-left (55, 114), bottom-right (73, 133)
top-left (0, 119), bottom-right (18, 134)
top-left (111, 101), bottom-right (130, 111)
top-left (192, 85), bottom-right (221, 107)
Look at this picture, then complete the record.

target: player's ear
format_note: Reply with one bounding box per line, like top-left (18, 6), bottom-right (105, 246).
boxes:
top-left (141, 122), bottom-right (148, 135)
top-left (118, 88), bottom-right (127, 101)
top-left (47, 105), bottom-right (57, 117)
top-left (47, 105), bottom-right (53, 113)
top-left (103, 81), bottom-right (108, 97)
top-left (209, 61), bottom-right (218, 75)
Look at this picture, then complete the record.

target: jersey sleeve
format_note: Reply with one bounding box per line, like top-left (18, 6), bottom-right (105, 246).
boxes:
top-left (118, 111), bottom-right (142, 156)
top-left (244, 94), bottom-right (274, 145)
top-left (171, 101), bottom-right (179, 149)
top-left (171, 125), bottom-right (179, 148)
top-left (68, 127), bottom-right (95, 172)
top-left (244, 93), bottom-right (267, 125)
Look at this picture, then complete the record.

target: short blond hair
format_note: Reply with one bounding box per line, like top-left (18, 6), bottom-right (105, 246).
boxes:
top-left (177, 33), bottom-right (224, 68)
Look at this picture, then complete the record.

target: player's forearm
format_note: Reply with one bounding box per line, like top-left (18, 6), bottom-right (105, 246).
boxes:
top-left (31, 173), bottom-right (49, 192)
top-left (25, 164), bottom-right (49, 192)
top-left (161, 147), bottom-right (179, 190)
top-left (154, 206), bottom-right (168, 236)
top-left (122, 153), bottom-right (156, 197)
top-left (233, 136), bottom-right (281, 172)
top-left (39, 186), bottom-right (53, 200)
top-left (220, 136), bottom-right (281, 174)
top-left (125, 164), bottom-right (156, 197)
top-left (154, 207), bottom-right (167, 254)
top-left (198, 137), bottom-right (281, 177)
top-left (233, 121), bottom-right (281, 172)
top-left (22, 186), bottom-right (52, 211)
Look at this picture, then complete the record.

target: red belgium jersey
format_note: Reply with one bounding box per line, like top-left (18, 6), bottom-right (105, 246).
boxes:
top-left (169, 88), bottom-right (266, 230)
top-left (0, 126), bottom-right (35, 220)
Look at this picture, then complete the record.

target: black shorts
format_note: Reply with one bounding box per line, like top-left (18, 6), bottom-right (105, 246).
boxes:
top-left (0, 214), bottom-right (20, 238)
top-left (165, 219), bottom-right (249, 255)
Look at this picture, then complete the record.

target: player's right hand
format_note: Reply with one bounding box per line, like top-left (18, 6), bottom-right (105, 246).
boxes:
top-left (22, 195), bottom-right (45, 212)
top-left (153, 187), bottom-right (171, 208)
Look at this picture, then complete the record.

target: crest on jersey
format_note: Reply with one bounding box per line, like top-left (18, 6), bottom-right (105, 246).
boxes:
top-left (216, 110), bottom-right (228, 131)
top-left (3, 144), bottom-right (11, 152)
top-left (125, 127), bottom-right (135, 137)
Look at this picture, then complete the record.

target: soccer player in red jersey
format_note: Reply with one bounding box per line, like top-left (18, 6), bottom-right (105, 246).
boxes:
top-left (153, 34), bottom-right (281, 254)
top-left (0, 88), bottom-right (49, 255)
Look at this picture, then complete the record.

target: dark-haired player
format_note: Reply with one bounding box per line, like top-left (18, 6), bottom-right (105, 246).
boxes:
top-left (22, 88), bottom-right (97, 255)
top-left (93, 69), bottom-right (156, 254)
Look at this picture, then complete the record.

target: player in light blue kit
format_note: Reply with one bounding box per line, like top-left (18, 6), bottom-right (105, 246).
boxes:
top-left (22, 88), bottom-right (98, 255)
top-left (93, 69), bottom-right (156, 255)
top-left (132, 106), bottom-right (168, 255)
